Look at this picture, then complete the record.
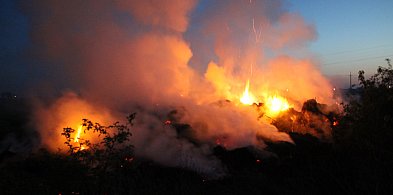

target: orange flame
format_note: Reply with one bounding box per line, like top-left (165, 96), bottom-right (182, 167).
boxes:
top-left (264, 95), bottom-right (290, 117)
top-left (239, 79), bottom-right (291, 117)
top-left (74, 125), bottom-right (87, 150)
top-left (74, 125), bottom-right (83, 143)
top-left (240, 79), bottom-right (257, 105)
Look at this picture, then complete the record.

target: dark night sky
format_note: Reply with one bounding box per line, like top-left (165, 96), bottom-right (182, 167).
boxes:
top-left (0, 0), bottom-right (29, 94)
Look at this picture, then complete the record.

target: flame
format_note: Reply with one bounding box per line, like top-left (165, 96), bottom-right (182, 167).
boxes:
top-left (74, 125), bottom-right (86, 150)
top-left (240, 79), bottom-right (256, 105)
top-left (239, 79), bottom-right (291, 118)
top-left (74, 125), bottom-right (83, 143)
top-left (265, 95), bottom-right (290, 117)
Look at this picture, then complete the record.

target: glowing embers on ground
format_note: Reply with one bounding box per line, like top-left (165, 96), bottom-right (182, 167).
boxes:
top-left (240, 79), bottom-right (257, 105)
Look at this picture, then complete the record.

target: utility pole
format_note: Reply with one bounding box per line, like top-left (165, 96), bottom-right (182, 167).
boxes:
top-left (349, 72), bottom-right (352, 89)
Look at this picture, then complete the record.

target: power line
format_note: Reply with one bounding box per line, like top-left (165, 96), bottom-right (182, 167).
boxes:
top-left (322, 54), bottom-right (392, 67)
top-left (321, 49), bottom-right (393, 60)
top-left (321, 44), bottom-right (393, 57)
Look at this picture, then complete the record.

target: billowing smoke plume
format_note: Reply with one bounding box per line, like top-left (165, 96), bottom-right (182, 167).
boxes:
top-left (19, 0), bottom-right (337, 176)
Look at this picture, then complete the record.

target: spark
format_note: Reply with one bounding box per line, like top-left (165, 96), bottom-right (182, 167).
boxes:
top-left (252, 18), bottom-right (262, 43)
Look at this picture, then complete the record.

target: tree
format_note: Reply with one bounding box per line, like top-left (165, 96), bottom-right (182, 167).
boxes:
top-left (334, 60), bottom-right (393, 155)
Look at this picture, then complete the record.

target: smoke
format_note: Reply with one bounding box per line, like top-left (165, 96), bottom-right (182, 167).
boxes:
top-left (188, 0), bottom-right (331, 108)
top-left (17, 0), bottom-right (337, 176)
top-left (33, 92), bottom-right (116, 151)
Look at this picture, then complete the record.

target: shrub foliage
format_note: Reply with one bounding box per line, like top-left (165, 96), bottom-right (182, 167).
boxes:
top-left (61, 113), bottom-right (136, 172)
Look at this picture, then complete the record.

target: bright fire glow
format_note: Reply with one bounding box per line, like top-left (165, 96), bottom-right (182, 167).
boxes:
top-left (265, 95), bottom-right (290, 117)
top-left (74, 125), bottom-right (86, 150)
top-left (240, 79), bottom-right (256, 105)
top-left (74, 125), bottom-right (83, 143)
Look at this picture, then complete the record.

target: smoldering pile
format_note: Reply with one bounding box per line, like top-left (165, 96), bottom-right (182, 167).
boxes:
top-left (138, 97), bottom-right (339, 177)
top-left (168, 98), bottom-right (339, 144)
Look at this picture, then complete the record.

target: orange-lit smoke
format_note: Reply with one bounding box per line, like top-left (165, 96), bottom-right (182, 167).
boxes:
top-left (33, 92), bottom-right (115, 151)
top-left (196, 1), bottom-right (332, 109)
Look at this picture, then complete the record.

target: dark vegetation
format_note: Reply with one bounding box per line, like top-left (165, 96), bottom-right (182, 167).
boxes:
top-left (1, 63), bottom-right (393, 194)
top-left (62, 114), bottom-right (135, 173)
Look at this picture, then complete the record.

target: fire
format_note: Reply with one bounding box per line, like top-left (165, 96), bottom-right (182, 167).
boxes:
top-left (239, 79), bottom-right (291, 117)
top-left (240, 79), bottom-right (257, 105)
top-left (74, 125), bottom-right (86, 150)
top-left (265, 95), bottom-right (290, 117)
top-left (74, 125), bottom-right (83, 143)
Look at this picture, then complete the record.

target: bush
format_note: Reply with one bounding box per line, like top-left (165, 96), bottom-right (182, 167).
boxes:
top-left (335, 61), bottom-right (393, 147)
top-left (61, 113), bottom-right (136, 173)
top-left (331, 61), bottom-right (393, 192)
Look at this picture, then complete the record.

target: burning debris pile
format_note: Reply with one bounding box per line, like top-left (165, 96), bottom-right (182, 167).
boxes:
top-left (167, 97), bottom-right (339, 148)
top-left (271, 99), bottom-right (339, 140)
top-left (45, 94), bottom-right (339, 177)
